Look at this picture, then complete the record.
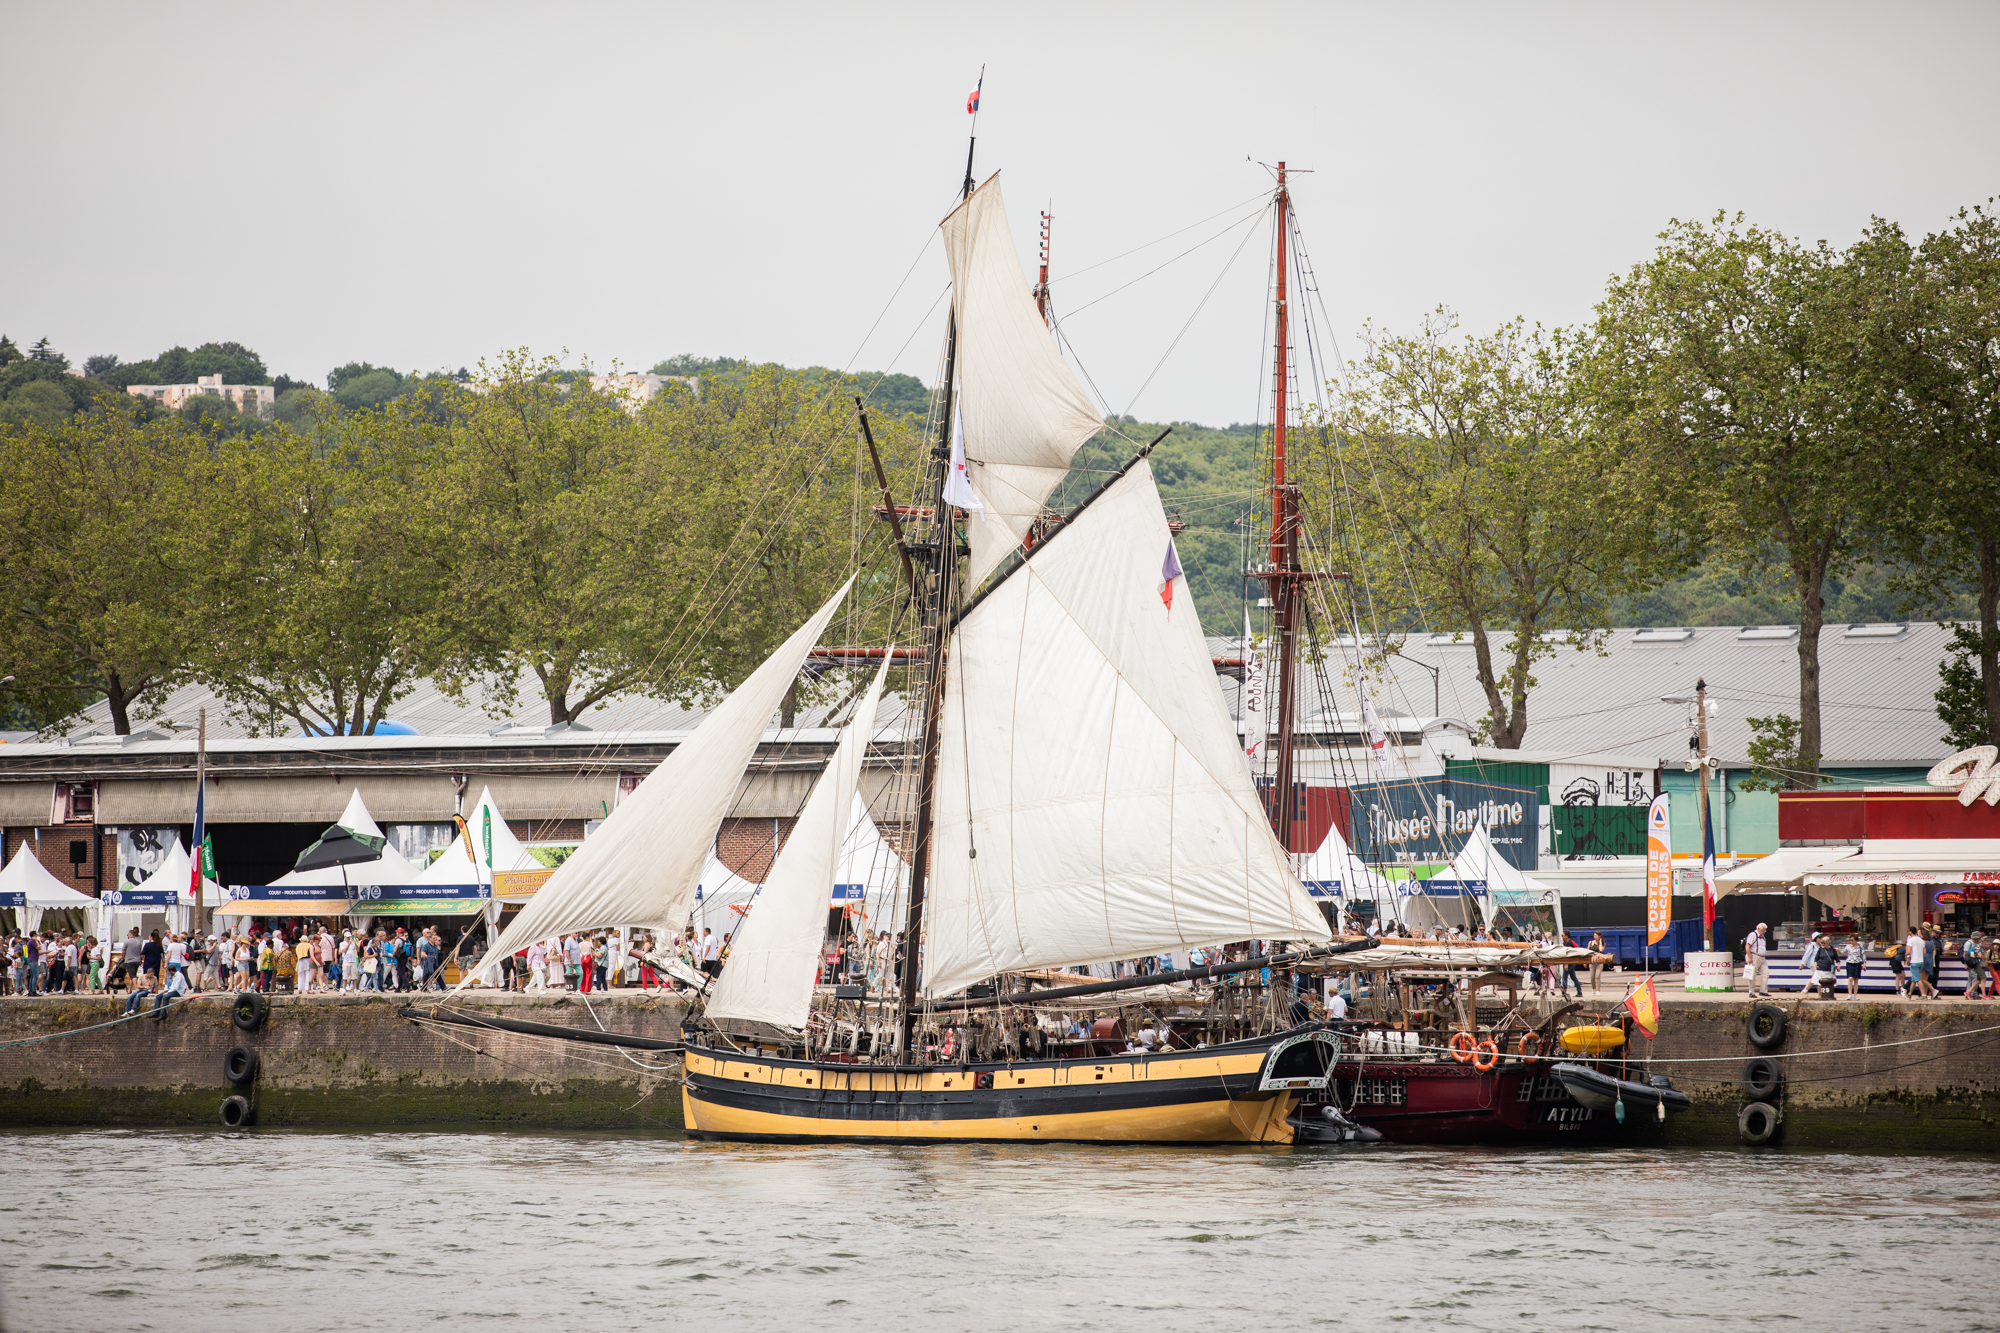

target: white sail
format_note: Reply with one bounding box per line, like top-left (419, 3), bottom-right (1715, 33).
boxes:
top-left (708, 655), bottom-right (892, 1029)
top-left (920, 461), bottom-right (1330, 999)
top-left (463, 577), bottom-right (855, 984)
top-left (941, 173), bottom-right (1105, 586)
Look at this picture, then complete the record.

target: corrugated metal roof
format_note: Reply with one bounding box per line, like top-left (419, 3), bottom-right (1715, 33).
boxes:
top-left (1210, 623), bottom-right (1957, 770)
top-left (20, 622), bottom-right (1958, 771)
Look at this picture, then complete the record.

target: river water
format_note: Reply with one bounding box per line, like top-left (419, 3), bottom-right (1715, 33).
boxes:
top-left (3, 1131), bottom-right (1997, 1332)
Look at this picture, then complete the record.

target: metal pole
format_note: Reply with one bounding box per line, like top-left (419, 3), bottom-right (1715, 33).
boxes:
top-left (1697, 678), bottom-right (1713, 951)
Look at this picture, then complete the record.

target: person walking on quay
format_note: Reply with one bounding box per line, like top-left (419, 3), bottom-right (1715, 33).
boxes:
top-left (698, 928), bottom-right (720, 979)
top-left (418, 928), bottom-right (441, 991)
top-left (1587, 931), bottom-right (1606, 994)
top-left (1907, 927), bottom-right (1932, 999)
top-left (1842, 936), bottom-right (1867, 998)
top-left (1745, 923), bottom-right (1770, 998)
top-left (1798, 932), bottom-right (1825, 998)
top-left (576, 933), bottom-right (595, 994)
top-left (1963, 932), bottom-right (1988, 999)
top-left (141, 930), bottom-right (164, 991)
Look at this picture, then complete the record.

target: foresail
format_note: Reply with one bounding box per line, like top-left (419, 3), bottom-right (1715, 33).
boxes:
top-left (920, 462), bottom-right (1329, 999)
top-left (941, 173), bottom-right (1104, 587)
top-left (707, 655), bottom-right (892, 1029)
top-left (461, 576), bottom-right (855, 986)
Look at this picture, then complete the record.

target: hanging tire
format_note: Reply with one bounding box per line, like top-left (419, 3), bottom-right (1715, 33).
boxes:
top-left (219, 1095), bottom-right (254, 1129)
top-left (1738, 1100), bottom-right (1780, 1145)
top-left (1746, 1003), bottom-right (1787, 1050)
top-left (223, 1046), bottom-right (258, 1086)
top-left (232, 992), bottom-right (268, 1032)
top-left (1742, 1056), bottom-right (1782, 1100)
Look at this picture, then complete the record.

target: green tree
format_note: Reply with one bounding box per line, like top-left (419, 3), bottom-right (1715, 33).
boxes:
top-left (328, 362), bottom-right (405, 412)
top-left (1937, 624), bottom-right (1993, 750)
top-left (195, 409), bottom-right (458, 736)
top-left (0, 381), bottom-right (75, 429)
top-left (1895, 204), bottom-right (2000, 745)
top-left (1587, 215), bottom-right (1889, 787)
top-left (1740, 713), bottom-right (1818, 792)
top-left (179, 393), bottom-right (243, 436)
top-left (0, 408), bottom-right (207, 733)
top-left (1305, 311), bottom-right (1689, 747)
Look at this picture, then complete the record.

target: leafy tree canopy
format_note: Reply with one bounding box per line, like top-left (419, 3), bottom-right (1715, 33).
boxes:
top-left (105, 341), bottom-right (269, 388)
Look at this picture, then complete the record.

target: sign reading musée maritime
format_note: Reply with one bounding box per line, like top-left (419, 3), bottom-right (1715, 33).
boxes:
top-left (1343, 776), bottom-right (1540, 871)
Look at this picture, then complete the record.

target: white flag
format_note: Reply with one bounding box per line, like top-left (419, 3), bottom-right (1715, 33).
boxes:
top-left (942, 399), bottom-right (984, 516)
top-left (1240, 614), bottom-right (1264, 763)
top-left (1354, 658), bottom-right (1390, 773)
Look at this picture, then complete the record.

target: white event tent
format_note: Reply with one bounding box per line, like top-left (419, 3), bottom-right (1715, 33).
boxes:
top-left (270, 789), bottom-right (423, 888)
top-left (694, 852), bottom-right (760, 939)
top-left (1425, 825), bottom-right (1565, 937)
top-left (1, 844), bottom-right (98, 932)
top-left (414, 786), bottom-right (536, 891)
top-left (836, 794), bottom-right (911, 933)
top-left (1293, 816), bottom-right (1400, 931)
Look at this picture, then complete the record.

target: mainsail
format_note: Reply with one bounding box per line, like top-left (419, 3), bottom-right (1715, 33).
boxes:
top-left (707, 654), bottom-right (892, 1029)
top-left (940, 173), bottom-right (1105, 587)
top-left (920, 461), bottom-right (1330, 999)
top-left (464, 576), bottom-right (854, 982)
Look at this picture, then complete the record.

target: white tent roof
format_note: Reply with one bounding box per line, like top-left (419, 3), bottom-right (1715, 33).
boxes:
top-left (1295, 817), bottom-right (1396, 901)
top-left (131, 838), bottom-right (221, 906)
top-left (1424, 826), bottom-right (1561, 929)
top-left (694, 852), bottom-right (760, 937)
top-left (414, 785), bottom-right (535, 885)
top-left (836, 793), bottom-right (910, 932)
top-left (1, 844), bottom-right (98, 907)
top-left (270, 788), bottom-right (423, 887)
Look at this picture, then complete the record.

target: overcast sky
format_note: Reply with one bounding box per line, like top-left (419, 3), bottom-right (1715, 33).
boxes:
top-left (4, 1), bottom-right (1995, 426)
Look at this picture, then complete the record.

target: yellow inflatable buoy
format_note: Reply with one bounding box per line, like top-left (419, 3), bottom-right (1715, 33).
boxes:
top-left (1558, 1025), bottom-right (1626, 1055)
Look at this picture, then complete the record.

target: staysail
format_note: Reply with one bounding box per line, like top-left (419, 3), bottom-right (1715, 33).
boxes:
top-left (920, 461), bottom-right (1330, 999)
top-left (464, 576), bottom-right (855, 983)
top-left (707, 654), bottom-right (892, 1029)
top-left (941, 173), bottom-right (1105, 587)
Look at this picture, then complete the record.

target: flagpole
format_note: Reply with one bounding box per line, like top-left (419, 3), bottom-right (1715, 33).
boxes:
top-left (1697, 677), bottom-right (1716, 952)
top-left (191, 707), bottom-right (207, 936)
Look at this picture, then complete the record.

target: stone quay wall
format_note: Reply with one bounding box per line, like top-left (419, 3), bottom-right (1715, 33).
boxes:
top-left (0, 993), bottom-right (688, 1131)
top-left (1649, 997), bottom-right (2000, 1152)
top-left (2, 991), bottom-right (1995, 1148)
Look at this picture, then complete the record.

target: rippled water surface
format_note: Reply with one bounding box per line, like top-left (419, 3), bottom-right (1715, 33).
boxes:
top-left (3, 1131), bottom-right (1997, 1332)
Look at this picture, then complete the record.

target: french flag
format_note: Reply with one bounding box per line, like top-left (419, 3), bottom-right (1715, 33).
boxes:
top-left (1160, 540), bottom-right (1182, 610)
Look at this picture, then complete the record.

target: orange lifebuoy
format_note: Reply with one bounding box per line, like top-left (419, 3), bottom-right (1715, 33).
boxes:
top-left (1448, 1031), bottom-right (1477, 1064)
top-left (1472, 1039), bottom-right (1500, 1072)
top-left (1516, 1031), bottom-right (1541, 1060)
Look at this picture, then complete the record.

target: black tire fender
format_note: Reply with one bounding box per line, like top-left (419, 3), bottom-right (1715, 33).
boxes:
top-left (219, 1094), bottom-right (254, 1129)
top-left (1746, 1002), bottom-right (1787, 1050)
top-left (1738, 1099), bottom-right (1780, 1145)
top-left (223, 1045), bottom-right (258, 1086)
top-left (232, 991), bottom-right (268, 1032)
top-left (1742, 1056), bottom-right (1782, 1100)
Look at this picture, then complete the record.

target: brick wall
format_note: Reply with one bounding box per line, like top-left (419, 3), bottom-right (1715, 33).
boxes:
top-left (2, 826), bottom-right (110, 895)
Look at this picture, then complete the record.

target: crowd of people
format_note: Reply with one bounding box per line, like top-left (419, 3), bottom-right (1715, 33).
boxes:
top-left (1, 922), bottom-right (472, 999)
top-left (1742, 921), bottom-right (2000, 999)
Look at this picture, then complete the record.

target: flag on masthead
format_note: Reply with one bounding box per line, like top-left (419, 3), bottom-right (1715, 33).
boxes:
top-left (967, 87), bottom-right (980, 114)
top-left (1159, 539), bottom-right (1182, 609)
top-left (942, 401), bottom-right (983, 515)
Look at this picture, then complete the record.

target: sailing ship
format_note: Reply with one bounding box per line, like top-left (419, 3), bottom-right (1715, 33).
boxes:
top-left (454, 133), bottom-right (1685, 1147)
top-left (460, 135), bottom-right (1373, 1142)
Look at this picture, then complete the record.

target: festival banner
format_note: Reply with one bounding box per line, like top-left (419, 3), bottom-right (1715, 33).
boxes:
top-left (1645, 794), bottom-right (1672, 945)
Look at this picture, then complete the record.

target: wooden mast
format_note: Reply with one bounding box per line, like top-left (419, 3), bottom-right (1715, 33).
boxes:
top-left (1263, 162), bottom-right (1303, 855)
top-left (898, 93), bottom-right (983, 1052)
